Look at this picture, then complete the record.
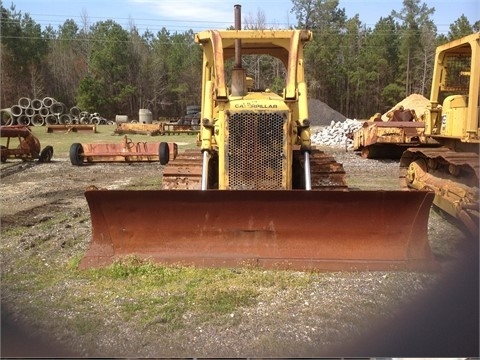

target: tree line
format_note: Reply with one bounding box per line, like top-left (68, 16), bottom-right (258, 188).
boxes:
top-left (1, 0), bottom-right (478, 120)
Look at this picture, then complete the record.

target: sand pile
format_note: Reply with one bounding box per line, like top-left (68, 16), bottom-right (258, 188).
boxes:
top-left (381, 93), bottom-right (430, 121)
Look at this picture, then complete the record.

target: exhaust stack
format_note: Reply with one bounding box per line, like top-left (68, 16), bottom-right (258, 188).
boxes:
top-left (231, 4), bottom-right (246, 96)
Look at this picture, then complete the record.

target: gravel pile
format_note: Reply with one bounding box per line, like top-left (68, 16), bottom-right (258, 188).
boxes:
top-left (308, 98), bottom-right (346, 126)
top-left (311, 118), bottom-right (363, 149)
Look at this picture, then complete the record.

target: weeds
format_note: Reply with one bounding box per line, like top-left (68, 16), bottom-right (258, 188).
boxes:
top-left (81, 258), bottom-right (263, 328)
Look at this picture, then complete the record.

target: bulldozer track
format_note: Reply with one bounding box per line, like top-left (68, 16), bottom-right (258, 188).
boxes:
top-left (294, 148), bottom-right (348, 190)
top-left (399, 146), bottom-right (479, 236)
top-left (161, 148), bottom-right (348, 190)
top-left (399, 147), bottom-right (479, 188)
top-left (161, 149), bottom-right (203, 189)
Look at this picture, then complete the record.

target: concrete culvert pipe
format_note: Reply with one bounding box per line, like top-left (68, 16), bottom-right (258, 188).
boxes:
top-left (39, 107), bottom-right (49, 116)
top-left (79, 111), bottom-right (90, 124)
top-left (59, 113), bottom-right (71, 124)
top-left (31, 114), bottom-right (45, 126)
top-left (31, 98), bottom-right (43, 111)
top-left (1, 108), bottom-right (14, 125)
top-left (42, 97), bottom-right (55, 108)
top-left (45, 114), bottom-right (58, 125)
top-left (70, 106), bottom-right (81, 118)
top-left (18, 97), bottom-right (31, 109)
top-left (10, 105), bottom-right (23, 117)
top-left (25, 107), bottom-right (34, 117)
top-left (50, 102), bottom-right (66, 115)
top-left (90, 116), bottom-right (101, 124)
top-left (17, 114), bottom-right (30, 125)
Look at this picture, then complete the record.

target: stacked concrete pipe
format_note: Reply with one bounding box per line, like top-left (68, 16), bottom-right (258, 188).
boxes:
top-left (1, 97), bottom-right (111, 126)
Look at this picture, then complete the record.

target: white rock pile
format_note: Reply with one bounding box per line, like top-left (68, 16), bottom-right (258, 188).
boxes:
top-left (311, 118), bottom-right (363, 149)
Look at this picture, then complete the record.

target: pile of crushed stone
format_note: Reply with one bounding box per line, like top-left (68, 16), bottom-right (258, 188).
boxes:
top-left (311, 119), bottom-right (363, 149)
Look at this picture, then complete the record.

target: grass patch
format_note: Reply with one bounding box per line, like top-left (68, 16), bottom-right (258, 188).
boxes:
top-left (67, 257), bottom-right (314, 330)
top-left (123, 176), bottom-right (162, 189)
top-left (73, 315), bottom-right (104, 335)
top-left (1, 225), bottom-right (27, 237)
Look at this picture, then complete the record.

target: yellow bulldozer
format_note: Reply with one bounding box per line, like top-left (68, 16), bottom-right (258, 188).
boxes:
top-left (79, 5), bottom-right (437, 271)
top-left (399, 32), bottom-right (479, 237)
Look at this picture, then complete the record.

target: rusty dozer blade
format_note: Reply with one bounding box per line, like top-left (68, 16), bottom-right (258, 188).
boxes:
top-left (80, 189), bottom-right (438, 271)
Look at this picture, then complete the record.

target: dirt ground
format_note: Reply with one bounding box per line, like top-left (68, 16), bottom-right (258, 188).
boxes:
top-left (1, 146), bottom-right (478, 357)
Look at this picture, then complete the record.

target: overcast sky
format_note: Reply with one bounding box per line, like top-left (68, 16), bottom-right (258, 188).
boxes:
top-left (8, 0), bottom-right (480, 34)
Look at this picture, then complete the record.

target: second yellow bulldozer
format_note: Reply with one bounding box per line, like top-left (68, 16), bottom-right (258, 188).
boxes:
top-left (79, 5), bottom-right (437, 272)
top-left (399, 32), bottom-right (479, 237)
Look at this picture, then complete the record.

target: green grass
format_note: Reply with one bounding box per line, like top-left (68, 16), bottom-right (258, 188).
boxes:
top-left (1, 124), bottom-right (199, 159)
top-left (2, 251), bottom-right (318, 337)
top-left (124, 175), bottom-right (163, 189)
top-left (85, 258), bottom-right (263, 326)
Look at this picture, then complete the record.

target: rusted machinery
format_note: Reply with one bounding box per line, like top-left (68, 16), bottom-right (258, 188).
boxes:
top-left (79, 5), bottom-right (437, 272)
top-left (113, 121), bottom-right (199, 136)
top-left (46, 124), bottom-right (96, 133)
top-left (113, 123), bottom-right (163, 136)
top-left (69, 136), bottom-right (177, 165)
top-left (399, 32), bottom-right (480, 237)
top-left (0, 125), bottom-right (53, 163)
top-left (161, 119), bottom-right (200, 135)
top-left (353, 110), bottom-right (429, 159)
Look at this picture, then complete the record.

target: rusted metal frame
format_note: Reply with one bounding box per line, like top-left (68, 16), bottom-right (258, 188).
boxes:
top-left (360, 123), bottom-right (425, 147)
top-left (46, 125), bottom-right (97, 133)
top-left (372, 121), bottom-right (425, 128)
top-left (162, 123), bottom-right (199, 134)
top-left (0, 126), bottom-right (40, 159)
top-left (114, 123), bottom-right (162, 136)
top-left (83, 152), bottom-right (158, 158)
top-left (78, 139), bottom-right (161, 162)
top-left (1, 125), bottom-right (32, 138)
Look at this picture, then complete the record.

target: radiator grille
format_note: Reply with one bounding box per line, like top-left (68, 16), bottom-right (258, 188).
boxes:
top-left (226, 111), bottom-right (286, 190)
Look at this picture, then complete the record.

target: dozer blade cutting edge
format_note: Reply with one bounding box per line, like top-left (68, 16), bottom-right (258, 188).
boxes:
top-left (79, 189), bottom-right (438, 272)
